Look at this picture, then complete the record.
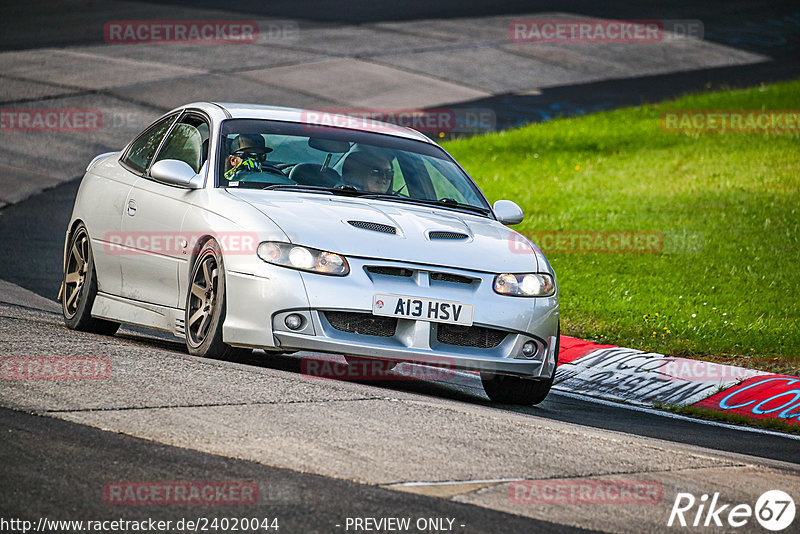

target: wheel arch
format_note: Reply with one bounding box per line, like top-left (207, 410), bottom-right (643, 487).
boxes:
top-left (63, 219), bottom-right (87, 268)
top-left (183, 234), bottom-right (225, 310)
top-left (60, 219), bottom-right (87, 302)
top-left (187, 234), bottom-right (218, 282)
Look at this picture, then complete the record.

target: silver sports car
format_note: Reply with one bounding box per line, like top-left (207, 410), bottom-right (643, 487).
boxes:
top-left (61, 102), bottom-right (559, 405)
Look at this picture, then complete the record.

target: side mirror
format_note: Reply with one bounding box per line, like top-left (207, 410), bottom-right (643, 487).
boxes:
top-left (150, 159), bottom-right (203, 189)
top-left (493, 199), bottom-right (524, 225)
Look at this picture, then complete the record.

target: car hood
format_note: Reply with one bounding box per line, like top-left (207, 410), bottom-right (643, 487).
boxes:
top-left (227, 190), bottom-right (541, 273)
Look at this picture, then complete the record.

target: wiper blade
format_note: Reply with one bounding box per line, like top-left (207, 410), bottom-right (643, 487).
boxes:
top-left (261, 184), bottom-right (368, 196)
top-left (362, 194), bottom-right (491, 216)
top-left (260, 186), bottom-right (491, 216)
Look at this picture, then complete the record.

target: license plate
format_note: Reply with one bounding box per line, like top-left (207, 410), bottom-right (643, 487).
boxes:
top-left (372, 294), bottom-right (473, 326)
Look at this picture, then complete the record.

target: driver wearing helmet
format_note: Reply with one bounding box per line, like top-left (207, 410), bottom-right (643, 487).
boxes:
top-left (224, 134), bottom-right (273, 181)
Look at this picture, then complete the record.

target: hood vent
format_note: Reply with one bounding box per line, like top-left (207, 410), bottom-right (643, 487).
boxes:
top-left (348, 220), bottom-right (397, 234)
top-left (429, 231), bottom-right (468, 240)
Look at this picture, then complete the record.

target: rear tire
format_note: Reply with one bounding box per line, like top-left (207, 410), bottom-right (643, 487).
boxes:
top-left (185, 240), bottom-right (251, 361)
top-left (481, 323), bottom-right (560, 405)
top-left (62, 224), bottom-right (120, 335)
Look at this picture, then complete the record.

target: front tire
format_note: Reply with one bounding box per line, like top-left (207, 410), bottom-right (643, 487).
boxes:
top-left (481, 324), bottom-right (560, 405)
top-left (481, 374), bottom-right (554, 405)
top-left (185, 240), bottom-right (251, 361)
top-left (62, 224), bottom-right (120, 335)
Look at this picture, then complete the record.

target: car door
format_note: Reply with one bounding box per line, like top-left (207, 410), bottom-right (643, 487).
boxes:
top-left (87, 113), bottom-right (179, 297)
top-left (120, 112), bottom-right (210, 308)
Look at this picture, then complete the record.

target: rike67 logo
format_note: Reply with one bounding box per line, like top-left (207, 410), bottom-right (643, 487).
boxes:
top-left (668, 490), bottom-right (795, 531)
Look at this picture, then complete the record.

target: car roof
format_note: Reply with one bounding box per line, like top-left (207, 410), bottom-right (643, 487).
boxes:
top-left (187, 102), bottom-right (435, 144)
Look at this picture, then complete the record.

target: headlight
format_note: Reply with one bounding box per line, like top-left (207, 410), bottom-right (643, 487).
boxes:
top-left (493, 273), bottom-right (555, 297)
top-left (257, 242), bottom-right (349, 276)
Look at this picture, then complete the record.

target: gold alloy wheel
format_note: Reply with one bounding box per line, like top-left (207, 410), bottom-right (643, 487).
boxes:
top-left (187, 250), bottom-right (219, 346)
top-left (63, 228), bottom-right (89, 318)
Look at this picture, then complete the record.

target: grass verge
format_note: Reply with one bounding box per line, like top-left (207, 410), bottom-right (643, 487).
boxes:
top-left (445, 80), bottom-right (800, 367)
top-left (654, 403), bottom-right (800, 435)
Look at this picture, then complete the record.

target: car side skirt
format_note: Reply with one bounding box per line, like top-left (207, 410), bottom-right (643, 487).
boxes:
top-left (92, 292), bottom-right (185, 338)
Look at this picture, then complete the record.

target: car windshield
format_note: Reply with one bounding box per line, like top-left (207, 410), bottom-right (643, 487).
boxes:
top-left (217, 118), bottom-right (489, 212)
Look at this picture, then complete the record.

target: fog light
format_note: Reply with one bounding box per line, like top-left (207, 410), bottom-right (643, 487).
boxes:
top-left (285, 314), bottom-right (303, 330)
top-left (521, 341), bottom-right (536, 358)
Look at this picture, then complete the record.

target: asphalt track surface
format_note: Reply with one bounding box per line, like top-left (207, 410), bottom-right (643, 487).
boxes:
top-left (0, 408), bottom-right (590, 534)
top-left (2, 2), bottom-right (800, 533)
top-left (1, 294), bottom-right (798, 532)
top-left (149, 1), bottom-right (800, 130)
top-left (1, 1), bottom-right (799, 131)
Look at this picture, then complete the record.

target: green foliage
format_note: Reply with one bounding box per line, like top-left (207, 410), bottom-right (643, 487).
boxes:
top-left (659, 404), bottom-right (800, 435)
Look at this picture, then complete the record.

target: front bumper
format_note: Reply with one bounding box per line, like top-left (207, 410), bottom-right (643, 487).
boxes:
top-left (223, 257), bottom-right (559, 379)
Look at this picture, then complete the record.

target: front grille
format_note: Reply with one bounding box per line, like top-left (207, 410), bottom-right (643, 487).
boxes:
top-left (348, 220), bottom-right (397, 234)
top-left (365, 266), bottom-right (414, 277)
top-left (430, 272), bottom-right (473, 285)
top-left (325, 311), bottom-right (397, 337)
top-left (429, 231), bottom-right (468, 240)
top-left (437, 324), bottom-right (507, 348)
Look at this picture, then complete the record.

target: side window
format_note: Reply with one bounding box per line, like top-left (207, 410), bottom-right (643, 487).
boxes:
top-left (390, 158), bottom-right (409, 196)
top-left (396, 153), bottom-right (437, 200)
top-left (122, 114), bottom-right (177, 173)
top-left (425, 159), bottom-right (467, 203)
top-left (422, 157), bottom-right (485, 205)
top-left (153, 114), bottom-right (209, 174)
